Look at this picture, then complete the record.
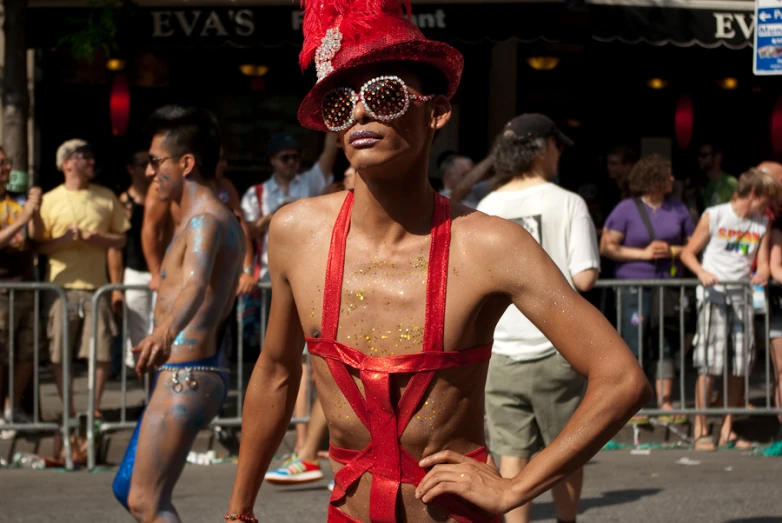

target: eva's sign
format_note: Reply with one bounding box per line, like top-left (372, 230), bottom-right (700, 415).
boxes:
top-left (151, 9), bottom-right (255, 38)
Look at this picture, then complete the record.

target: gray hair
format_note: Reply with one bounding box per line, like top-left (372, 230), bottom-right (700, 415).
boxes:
top-left (491, 133), bottom-right (547, 179)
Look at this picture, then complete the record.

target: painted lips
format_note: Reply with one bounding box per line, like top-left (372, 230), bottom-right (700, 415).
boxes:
top-left (349, 130), bottom-right (383, 148)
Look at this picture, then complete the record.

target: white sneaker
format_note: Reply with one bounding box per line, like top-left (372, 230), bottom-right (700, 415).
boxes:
top-left (0, 417), bottom-right (16, 440)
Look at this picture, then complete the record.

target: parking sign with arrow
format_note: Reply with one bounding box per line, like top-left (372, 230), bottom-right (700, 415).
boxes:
top-left (755, 0), bottom-right (782, 74)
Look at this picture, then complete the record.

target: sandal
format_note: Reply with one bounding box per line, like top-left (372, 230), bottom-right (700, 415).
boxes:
top-left (694, 436), bottom-right (716, 452)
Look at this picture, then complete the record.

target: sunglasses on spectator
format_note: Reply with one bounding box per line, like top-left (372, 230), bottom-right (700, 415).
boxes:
top-left (277, 153), bottom-right (300, 163)
top-left (70, 152), bottom-right (95, 161)
top-left (148, 155), bottom-right (176, 170)
top-left (0, 159), bottom-right (12, 168)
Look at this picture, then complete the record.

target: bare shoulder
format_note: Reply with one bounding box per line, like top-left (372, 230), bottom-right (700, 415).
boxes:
top-left (184, 211), bottom-right (222, 234)
top-left (450, 203), bottom-right (547, 292)
top-left (268, 191), bottom-right (347, 247)
top-left (451, 204), bottom-right (538, 260)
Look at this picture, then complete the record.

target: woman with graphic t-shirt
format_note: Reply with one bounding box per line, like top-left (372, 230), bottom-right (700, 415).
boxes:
top-left (681, 169), bottom-right (779, 452)
top-left (601, 155), bottom-right (695, 424)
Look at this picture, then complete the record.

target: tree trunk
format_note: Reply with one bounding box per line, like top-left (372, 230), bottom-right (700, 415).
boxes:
top-left (3, 0), bottom-right (29, 189)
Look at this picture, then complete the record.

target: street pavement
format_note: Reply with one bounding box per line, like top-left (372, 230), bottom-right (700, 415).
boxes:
top-left (1, 449), bottom-right (781, 522)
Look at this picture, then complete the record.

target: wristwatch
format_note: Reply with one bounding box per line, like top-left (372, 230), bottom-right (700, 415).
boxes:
top-left (242, 266), bottom-right (253, 276)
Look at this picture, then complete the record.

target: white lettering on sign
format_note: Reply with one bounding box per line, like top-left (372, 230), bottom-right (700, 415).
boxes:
top-left (409, 10), bottom-right (447, 29)
top-left (201, 11), bottom-right (228, 36)
top-left (290, 9), bottom-right (446, 31)
top-left (292, 11), bottom-right (303, 31)
top-left (714, 12), bottom-right (756, 39)
top-left (151, 9), bottom-right (255, 38)
top-left (759, 23), bottom-right (782, 37)
top-left (152, 11), bottom-right (174, 37)
top-left (176, 11), bottom-right (200, 37)
top-left (235, 10), bottom-right (255, 36)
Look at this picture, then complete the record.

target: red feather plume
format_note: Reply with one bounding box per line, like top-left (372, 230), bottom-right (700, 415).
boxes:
top-left (299, 0), bottom-right (412, 71)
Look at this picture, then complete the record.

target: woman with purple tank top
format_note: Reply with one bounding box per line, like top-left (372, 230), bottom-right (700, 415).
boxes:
top-left (600, 155), bottom-right (695, 424)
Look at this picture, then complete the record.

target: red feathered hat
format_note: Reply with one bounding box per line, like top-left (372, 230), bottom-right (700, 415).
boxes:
top-left (297, 0), bottom-right (464, 131)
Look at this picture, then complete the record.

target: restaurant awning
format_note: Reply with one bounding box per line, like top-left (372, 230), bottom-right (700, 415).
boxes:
top-left (28, 2), bottom-right (582, 51)
top-left (588, 0), bottom-right (755, 49)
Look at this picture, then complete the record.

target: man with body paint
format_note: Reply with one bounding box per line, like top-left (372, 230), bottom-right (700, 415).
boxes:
top-left (112, 106), bottom-right (244, 523)
top-left (225, 1), bottom-right (651, 522)
top-left (143, 149), bottom-right (256, 297)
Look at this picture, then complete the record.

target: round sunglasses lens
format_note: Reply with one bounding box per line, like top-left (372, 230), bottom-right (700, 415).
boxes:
top-left (363, 78), bottom-right (407, 118)
top-left (322, 88), bottom-right (355, 130)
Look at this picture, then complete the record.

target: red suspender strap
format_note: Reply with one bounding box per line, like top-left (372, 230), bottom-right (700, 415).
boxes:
top-left (422, 193), bottom-right (451, 353)
top-left (252, 184), bottom-right (265, 278)
top-left (321, 191), bottom-right (354, 340)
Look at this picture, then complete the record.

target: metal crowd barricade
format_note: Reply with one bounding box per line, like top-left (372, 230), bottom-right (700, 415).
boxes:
top-left (87, 281), bottom-right (312, 470)
top-left (1, 282), bottom-right (73, 470)
top-left (594, 278), bottom-right (781, 417)
top-left (209, 281), bottom-right (312, 428)
top-left (86, 284), bottom-right (152, 471)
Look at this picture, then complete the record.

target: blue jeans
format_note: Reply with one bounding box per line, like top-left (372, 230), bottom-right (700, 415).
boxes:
top-left (619, 287), bottom-right (675, 379)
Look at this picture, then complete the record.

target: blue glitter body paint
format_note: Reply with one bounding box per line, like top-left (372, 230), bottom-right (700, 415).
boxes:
top-left (173, 331), bottom-right (198, 347)
top-left (190, 215), bottom-right (205, 254)
top-left (161, 269), bottom-right (166, 280)
top-left (112, 352), bottom-right (228, 510)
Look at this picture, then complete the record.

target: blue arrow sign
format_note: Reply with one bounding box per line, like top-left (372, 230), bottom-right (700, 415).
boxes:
top-left (755, 0), bottom-right (782, 75)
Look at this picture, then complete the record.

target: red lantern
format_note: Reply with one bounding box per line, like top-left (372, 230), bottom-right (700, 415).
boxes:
top-left (771, 95), bottom-right (782, 156)
top-left (674, 95), bottom-right (693, 151)
top-left (110, 74), bottom-right (130, 137)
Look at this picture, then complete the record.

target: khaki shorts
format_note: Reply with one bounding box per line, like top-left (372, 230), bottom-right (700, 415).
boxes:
top-left (0, 291), bottom-right (40, 365)
top-left (486, 352), bottom-right (585, 458)
top-left (47, 289), bottom-right (117, 364)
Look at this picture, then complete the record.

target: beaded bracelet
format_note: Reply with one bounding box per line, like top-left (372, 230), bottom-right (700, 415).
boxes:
top-left (224, 513), bottom-right (258, 523)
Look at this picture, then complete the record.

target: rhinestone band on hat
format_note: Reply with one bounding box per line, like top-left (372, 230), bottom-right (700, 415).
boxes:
top-left (315, 27), bottom-right (343, 82)
top-left (159, 365), bottom-right (230, 393)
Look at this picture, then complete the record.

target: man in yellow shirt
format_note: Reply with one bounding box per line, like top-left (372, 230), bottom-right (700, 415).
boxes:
top-left (30, 139), bottom-right (130, 418)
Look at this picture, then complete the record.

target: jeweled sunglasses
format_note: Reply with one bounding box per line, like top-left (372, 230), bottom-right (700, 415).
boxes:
top-left (321, 75), bottom-right (435, 132)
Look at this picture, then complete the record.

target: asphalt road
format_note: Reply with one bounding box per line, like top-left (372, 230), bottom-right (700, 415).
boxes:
top-left (2, 449), bottom-right (782, 522)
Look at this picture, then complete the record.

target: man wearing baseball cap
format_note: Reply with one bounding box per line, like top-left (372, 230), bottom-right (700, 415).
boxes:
top-left (30, 139), bottom-right (130, 420)
top-left (478, 113), bottom-right (599, 523)
top-left (240, 132), bottom-right (337, 283)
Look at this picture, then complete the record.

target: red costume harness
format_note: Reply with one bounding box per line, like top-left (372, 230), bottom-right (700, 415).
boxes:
top-left (306, 191), bottom-right (498, 523)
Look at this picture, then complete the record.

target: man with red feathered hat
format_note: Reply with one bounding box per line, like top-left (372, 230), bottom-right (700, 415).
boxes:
top-left (225, 1), bottom-right (651, 522)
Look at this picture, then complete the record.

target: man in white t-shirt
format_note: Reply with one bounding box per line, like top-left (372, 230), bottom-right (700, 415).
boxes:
top-left (681, 169), bottom-right (780, 452)
top-left (478, 114), bottom-right (600, 523)
top-left (241, 132), bottom-right (338, 280)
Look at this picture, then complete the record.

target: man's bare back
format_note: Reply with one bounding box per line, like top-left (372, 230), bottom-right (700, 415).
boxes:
top-left (154, 195), bottom-right (244, 364)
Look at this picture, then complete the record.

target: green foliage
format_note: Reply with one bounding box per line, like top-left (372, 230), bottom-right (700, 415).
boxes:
top-left (56, 0), bottom-right (135, 62)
